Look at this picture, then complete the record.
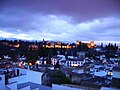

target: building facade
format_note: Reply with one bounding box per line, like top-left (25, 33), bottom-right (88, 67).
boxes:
top-left (66, 59), bottom-right (85, 67)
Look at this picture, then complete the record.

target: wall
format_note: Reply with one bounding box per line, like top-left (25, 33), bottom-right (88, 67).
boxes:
top-left (27, 70), bottom-right (43, 84)
top-left (8, 68), bottom-right (43, 85)
top-left (52, 84), bottom-right (83, 90)
top-left (15, 68), bottom-right (27, 75)
top-left (48, 67), bottom-right (54, 70)
top-left (113, 71), bottom-right (120, 78)
top-left (72, 69), bottom-right (84, 74)
top-left (9, 75), bottom-right (28, 84)
top-left (0, 75), bottom-right (5, 90)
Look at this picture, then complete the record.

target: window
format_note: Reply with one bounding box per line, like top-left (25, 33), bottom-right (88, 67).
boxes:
top-left (78, 62), bottom-right (80, 64)
top-left (67, 62), bottom-right (69, 66)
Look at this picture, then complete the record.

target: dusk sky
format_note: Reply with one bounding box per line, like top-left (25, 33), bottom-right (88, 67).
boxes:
top-left (0, 0), bottom-right (120, 45)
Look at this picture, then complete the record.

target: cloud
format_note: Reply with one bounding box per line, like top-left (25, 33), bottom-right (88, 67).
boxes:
top-left (1, 0), bottom-right (120, 21)
top-left (0, 13), bottom-right (120, 43)
top-left (0, 0), bottom-right (120, 44)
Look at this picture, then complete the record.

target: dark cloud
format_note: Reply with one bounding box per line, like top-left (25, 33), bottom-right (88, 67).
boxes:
top-left (1, 0), bottom-right (120, 20)
top-left (0, 0), bottom-right (120, 44)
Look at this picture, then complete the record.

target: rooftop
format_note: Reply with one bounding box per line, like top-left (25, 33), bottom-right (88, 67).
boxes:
top-left (113, 67), bottom-right (120, 71)
top-left (66, 58), bottom-right (84, 61)
top-left (62, 84), bottom-right (99, 90)
top-left (94, 71), bottom-right (107, 77)
top-left (52, 56), bottom-right (62, 60)
top-left (100, 87), bottom-right (119, 90)
top-left (18, 82), bottom-right (52, 90)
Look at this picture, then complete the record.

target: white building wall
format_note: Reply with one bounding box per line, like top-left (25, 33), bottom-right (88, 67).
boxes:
top-left (72, 69), bottom-right (84, 74)
top-left (51, 58), bottom-right (54, 65)
top-left (9, 68), bottom-right (43, 85)
top-left (66, 61), bottom-right (83, 67)
top-left (9, 75), bottom-right (28, 84)
top-left (48, 67), bottom-right (54, 70)
top-left (27, 70), bottom-right (43, 84)
top-left (52, 84), bottom-right (83, 90)
top-left (100, 87), bottom-right (119, 90)
top-left (66, 61), bottom-right (68, 66)
top-left (51, 58), bottom-right (58, 65)
top-left (0, 75), bottom-right (5, 90)
top-left (15, 68), bottom-right (27, 76)
top-left (113, 71), bottom-right (120, 78)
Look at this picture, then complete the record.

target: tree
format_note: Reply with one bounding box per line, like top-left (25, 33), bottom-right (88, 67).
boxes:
top-left (42, 70), bottom-right (70, 86)
top-left (54, 61), bottom-right (60, 69)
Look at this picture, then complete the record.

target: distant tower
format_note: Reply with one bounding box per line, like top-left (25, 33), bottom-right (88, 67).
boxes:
top-left (114, 43), bottom-right (117, 48)
top-left (43, 38), bottom-right (45, 42)
top-left (42, 39), bottom-right (45, 47)
top-left (101, 42), bottom-right (103, 48)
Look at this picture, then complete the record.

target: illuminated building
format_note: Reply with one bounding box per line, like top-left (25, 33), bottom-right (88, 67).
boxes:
top-left (13, 44), bottom-right (20, 48)
top-left (76, 40), bottom-right (81, 45)
top-left (28, 45), bottom-right (38, 50)
top-left (87, 41), bottom-right (95, 48)
top-left (43, 41), bottom-right (73, 49)
top-left (29, 63), bottom-right (32, 66)
top-left (36, 57), bottom-right (47, 65)
top-left (51, 56), bottom-right (62, 65)
top-left (66, 59), bottom-right (85, 67)
top-left (2, 42), bottom-right (20, 48)
top-left (75, 41), bottom-right (96, 49)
